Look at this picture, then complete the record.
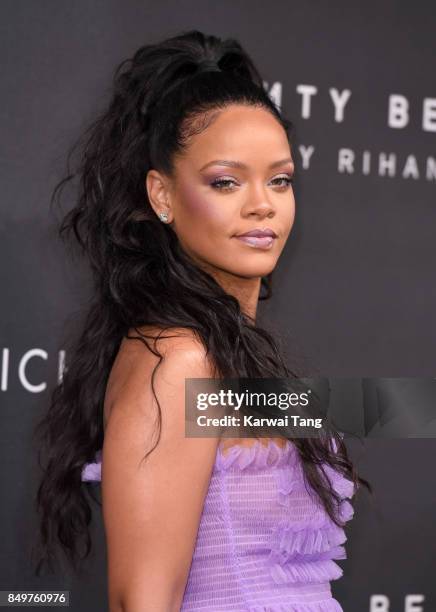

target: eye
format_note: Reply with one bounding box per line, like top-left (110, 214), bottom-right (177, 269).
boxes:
top-left (210, 174), bottom-right (295, 192)
top-left (210, 177), bottom-right (238, 191)
top-left (271, 174), bottom-right (294, 188)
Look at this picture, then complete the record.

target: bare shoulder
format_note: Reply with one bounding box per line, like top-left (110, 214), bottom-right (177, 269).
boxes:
top-left (104, 325), bottom-right (215, 429)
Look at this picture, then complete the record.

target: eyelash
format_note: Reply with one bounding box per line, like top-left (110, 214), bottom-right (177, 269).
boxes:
top-left (210, 176), bottom-right (294, 191)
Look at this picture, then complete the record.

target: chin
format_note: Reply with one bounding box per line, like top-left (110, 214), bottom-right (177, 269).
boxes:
top-left (199, 253), bottom-right (279, 280)
top-left (230, 262), bottom-right (278, 278)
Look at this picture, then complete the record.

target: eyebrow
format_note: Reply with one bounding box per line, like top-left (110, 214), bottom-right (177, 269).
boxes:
top-left (199, 158), bottom-right (294, 172)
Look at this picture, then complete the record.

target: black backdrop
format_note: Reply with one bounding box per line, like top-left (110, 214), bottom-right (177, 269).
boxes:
top-left (1, 1), bottom-right (435, 610)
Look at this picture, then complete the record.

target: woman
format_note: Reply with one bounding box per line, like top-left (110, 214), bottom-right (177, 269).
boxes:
top-left (34, 29), bottom-right (370, 611)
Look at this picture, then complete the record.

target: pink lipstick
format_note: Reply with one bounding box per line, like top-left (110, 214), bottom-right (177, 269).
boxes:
top-left (233, 228), bottom-right (277, 250)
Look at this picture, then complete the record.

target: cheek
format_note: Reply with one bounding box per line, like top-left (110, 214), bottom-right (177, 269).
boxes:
top-left (180, 186), bottom-right (229, 231)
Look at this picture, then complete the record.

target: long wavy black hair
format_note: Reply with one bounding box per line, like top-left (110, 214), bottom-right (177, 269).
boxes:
top-left (33, 29), bottom-right (371, 576)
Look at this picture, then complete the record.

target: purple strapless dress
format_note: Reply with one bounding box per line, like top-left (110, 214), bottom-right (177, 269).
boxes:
top-left (82, 439), bottom-right (355, 611)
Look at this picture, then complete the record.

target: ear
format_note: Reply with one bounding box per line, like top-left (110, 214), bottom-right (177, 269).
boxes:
top-left (145, 169), bottom-right (173, 222)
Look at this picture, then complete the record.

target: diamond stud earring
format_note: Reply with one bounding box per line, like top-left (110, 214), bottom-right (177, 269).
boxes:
top-left (159, 212), bottom-right (169, 223)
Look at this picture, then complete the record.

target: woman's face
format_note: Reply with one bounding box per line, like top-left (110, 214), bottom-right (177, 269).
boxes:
top-left (148, 103), bottom-right (295, 281)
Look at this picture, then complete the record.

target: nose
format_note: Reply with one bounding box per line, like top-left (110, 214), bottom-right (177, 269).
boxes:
top-left (241, 183), bottom-right (275, 219)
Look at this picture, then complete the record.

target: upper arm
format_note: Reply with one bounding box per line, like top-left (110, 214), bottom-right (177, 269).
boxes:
top-left (102, 334), bottom-right (219, 612)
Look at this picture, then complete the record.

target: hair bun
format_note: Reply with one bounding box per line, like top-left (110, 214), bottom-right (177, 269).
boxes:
top-left (139, 56), bottom-right (223, 118)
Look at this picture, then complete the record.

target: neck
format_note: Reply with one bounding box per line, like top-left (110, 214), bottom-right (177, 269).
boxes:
top-left (206, 268), bottom-right (261, 321)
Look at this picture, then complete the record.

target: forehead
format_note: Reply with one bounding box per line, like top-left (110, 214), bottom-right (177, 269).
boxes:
top-left (176, 104), bottom-right (291, 168)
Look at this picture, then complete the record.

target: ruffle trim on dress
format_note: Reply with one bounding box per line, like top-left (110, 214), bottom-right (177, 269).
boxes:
top-left (266, 503), bottom-right (354, 585)
top-left (81, 439), bottom-right (301, 480)
top-left (321, 464), bottom-right (357, 500)
top-left (268, 520), bottom-right (348, 562)
top-left (248, 597), bottom-right (344, 612)
top-left (266, 444), bottom-right (356, 586)
top-left (81, 449), bottom-right (102, 482)
top-left (215, 439), bottom-right (300, 472)
top-left (269, 557), bottom-right (344, 585)
top-left (273, 457), bottom-right (356, 519)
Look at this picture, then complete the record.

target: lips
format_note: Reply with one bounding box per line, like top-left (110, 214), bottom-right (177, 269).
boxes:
top-left (233, 228), bottom-right (277, 250)
top-left (235, 228), bottom-right (277, 238)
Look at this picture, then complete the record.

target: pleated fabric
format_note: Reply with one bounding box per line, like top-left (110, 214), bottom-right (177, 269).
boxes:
top-left (82, 438), bottom-right (356, 611)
